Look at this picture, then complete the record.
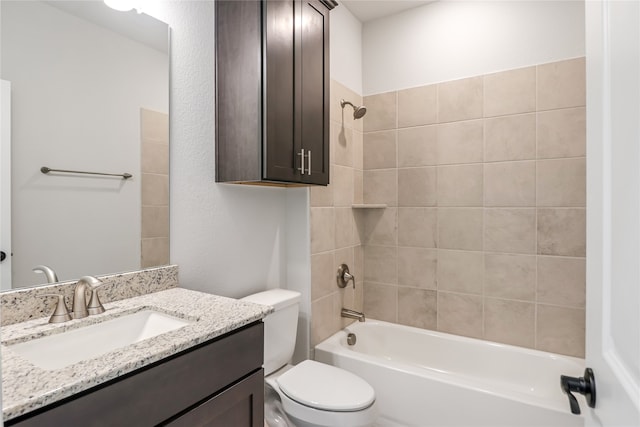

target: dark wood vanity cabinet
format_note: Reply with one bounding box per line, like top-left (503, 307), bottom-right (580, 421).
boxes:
top-left (7, 322), bottom-right (264, 427)
top-left (215, 0), bottom-right (337, 186)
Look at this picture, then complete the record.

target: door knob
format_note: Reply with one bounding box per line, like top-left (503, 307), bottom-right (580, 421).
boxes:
top-left (560, 368), bottom-right (596, 415)
top-left (0, 251), bottom-right (6, 262)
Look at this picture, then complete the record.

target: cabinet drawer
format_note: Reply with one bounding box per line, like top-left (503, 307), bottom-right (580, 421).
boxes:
top-left (165, 369), bottom-right (264, 427)
top-left (8, 322), bottom-right (264, 427)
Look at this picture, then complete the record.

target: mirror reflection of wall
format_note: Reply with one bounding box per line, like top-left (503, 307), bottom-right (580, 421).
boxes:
top-left (0, 1), bottom-right (169, 289)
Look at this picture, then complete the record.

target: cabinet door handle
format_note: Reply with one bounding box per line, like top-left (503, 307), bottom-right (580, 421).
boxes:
top-left (298, 149), bottom-right (305, 175)
top-left (307, 150), bottom-right (312, 176)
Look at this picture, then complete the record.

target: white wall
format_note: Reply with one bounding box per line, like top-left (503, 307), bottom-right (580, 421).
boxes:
top-left (330, 4), bottom-right (363, 95)
top-left (144, 2), bottom-right (305, 299)
top-left (363, 0), bottom-right (585, 95)
top-left (1, 1), bottom-right (168, 287)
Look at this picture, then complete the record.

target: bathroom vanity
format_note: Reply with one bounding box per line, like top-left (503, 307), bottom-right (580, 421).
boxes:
top-left (1, 285), bottom-right (272, 427)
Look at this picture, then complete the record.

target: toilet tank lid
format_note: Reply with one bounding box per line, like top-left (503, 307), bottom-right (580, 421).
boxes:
top-left (241, 289), bottom-right (301, 311)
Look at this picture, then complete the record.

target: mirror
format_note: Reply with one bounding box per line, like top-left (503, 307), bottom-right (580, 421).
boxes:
top-left (0, 1), bottom-right (170, 289)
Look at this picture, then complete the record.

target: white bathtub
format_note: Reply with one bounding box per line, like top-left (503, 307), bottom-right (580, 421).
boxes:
top-left (315, 319), bottom-right (585, 427)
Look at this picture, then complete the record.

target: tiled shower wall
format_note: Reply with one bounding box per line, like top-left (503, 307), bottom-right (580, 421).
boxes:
top-left (141, 108), bottom-right (170, 268)
top-left (309, 80), bottom-right (365, 349)
top-left (361, 58), bottom-right (586, 357)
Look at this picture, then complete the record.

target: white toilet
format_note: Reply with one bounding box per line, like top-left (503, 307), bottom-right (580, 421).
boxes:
top-left (242, 289), bottom-right (377, 427)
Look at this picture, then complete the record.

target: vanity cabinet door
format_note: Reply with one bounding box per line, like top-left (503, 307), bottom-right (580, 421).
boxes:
top-left (164, 370), bottom-right (264, 427)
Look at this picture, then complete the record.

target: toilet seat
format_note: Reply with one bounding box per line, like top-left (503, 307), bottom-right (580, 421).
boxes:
top-left (276, 360), bottom-right (375, 411)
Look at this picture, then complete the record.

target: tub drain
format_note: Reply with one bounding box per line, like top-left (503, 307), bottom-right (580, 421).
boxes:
top-left (347, 333), bottom-right (357, 346)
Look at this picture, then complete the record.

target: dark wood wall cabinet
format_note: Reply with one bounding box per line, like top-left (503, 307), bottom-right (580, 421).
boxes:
top-left (216, 0), bottom-right (338, 186)
top-left (7, 322), bottom-right (265, 427)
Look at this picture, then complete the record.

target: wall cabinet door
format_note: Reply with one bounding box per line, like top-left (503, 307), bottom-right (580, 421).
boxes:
top-left (216, 0), bottom-right (335, 186)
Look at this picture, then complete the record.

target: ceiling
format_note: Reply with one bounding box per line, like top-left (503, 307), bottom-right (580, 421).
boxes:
top-left (341, 0), bottom-right (435, 23)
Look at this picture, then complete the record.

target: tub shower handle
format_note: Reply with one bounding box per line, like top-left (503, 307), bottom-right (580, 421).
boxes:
top-left (560, 368), bottom-right (596, 415)
top-left (337, 264), bottom-right (355, 288)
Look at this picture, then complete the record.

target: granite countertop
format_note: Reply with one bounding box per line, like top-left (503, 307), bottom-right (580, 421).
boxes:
top-left (1, 287), bottom-right (272, 421)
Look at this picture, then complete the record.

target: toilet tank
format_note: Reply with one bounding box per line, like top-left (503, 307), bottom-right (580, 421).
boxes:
top-left (241, 289), bottom-right (301, 375)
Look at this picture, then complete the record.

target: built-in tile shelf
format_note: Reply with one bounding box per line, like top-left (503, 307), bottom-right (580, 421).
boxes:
top-left (352, 204), bottom-right (387, 209)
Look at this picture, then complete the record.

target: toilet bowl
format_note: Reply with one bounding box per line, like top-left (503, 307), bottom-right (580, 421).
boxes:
top-left (241, 289), bottom-right (377, 427)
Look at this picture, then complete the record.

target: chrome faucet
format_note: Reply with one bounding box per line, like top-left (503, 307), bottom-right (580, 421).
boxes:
top-left (72, 276), bottom-right (105, 319)
top-left (341, 308), bottom-right (365, 322)
top-left (33, 265), bottom-right (59, 283)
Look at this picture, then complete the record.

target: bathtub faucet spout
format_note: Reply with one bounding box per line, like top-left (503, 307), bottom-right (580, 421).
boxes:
top-left (341, 308), bottom-right (365, 322)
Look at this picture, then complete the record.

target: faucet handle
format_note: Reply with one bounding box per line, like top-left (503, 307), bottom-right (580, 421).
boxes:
top-left (337, 264), bottom-right (356, 289)
top-left (39, 294), bottom-right (72, 323)
top-left (86, 278), bottom-right (106, 315)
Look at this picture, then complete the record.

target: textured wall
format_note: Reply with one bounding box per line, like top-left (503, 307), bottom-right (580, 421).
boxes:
top-left (362, 0), bottom-right (585, 95)
top-left (360, 58), bottom-right (586, 357)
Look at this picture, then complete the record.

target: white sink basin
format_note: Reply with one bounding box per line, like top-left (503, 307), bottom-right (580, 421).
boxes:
top-left (8, 310), bottom-right (191, 370)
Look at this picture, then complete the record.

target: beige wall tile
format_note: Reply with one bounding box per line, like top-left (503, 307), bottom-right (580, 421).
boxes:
top-left (437, 250), bottom-right (483, 294)
top-left (398, 247), bottom-right (437, 289)
top-left (538, 208), bottom-right (586, 256)
top-left (141, 108), bottom-right (169, 143)
top-left (537, 158), bottom-right (586, 207)
top-left (537, 304), bottom-right (585, 357)
top-left (363, 282), bottom-right (397, 322)
top-left (398, 208), bottom-right (437, 248)
top-left (141, 237), bottom-right (169, 267)
top-left (437, 164), bottom-right (483, 207)
top-left (333, 122), bottom-right (353, 168)
top-left (364, 169), bottom-right (397, 206)
top-left (364, 91), bottom-right (397, 132)
top-left (353, 130), bottom-right (364, 170)
top-left (438, 76), bottom-right (483, 123)
top-left (437, 120), bottom-right (484, 165)
top-left (398, 288), bottom-right (437, 329)
top-left (141, 173), bottom-right (169, 206)
top-left (484, 209), bottom-right (536, 254)
top-left (485, 114), bottom-right (536, 162)
top-left (484, 66), bottom-right (536, 117)
top-left (142, 206), bottom-right (169, 238)
top-left (311, 294), bottom-right (339, 347)
top-left (398, 167), bottom-right (437, 207)
top-left (142, 141), bottom-right (169, 175)
top-left (364, 245), bottom-right (397, 284)
top-left (362, 208), bottom-right (397, 246)
top-left (310, 207), bottom-right (335, 254)
top-left (335, 208), bottom-right (355, 249)
top-left (353, 245), bottom-right (364, 285)
top-left (537, 57), bottom-right (586, 111)
top-left (438, 208), bottom-right (483, 251)
top-left (398, 84), bottom-right (438, 128)
top-left (537, 107), bottom-right (586, 159)
top-left (364, 131), bottom-right (397, 170)
top-left (437, 292), bottom-right (483, 339)
top-left (484, 298), bottom-right (535, 347)
top-left (353, 169), bottom-right (363, 205)
top-left (484, 161), bottom-right (536, 207)
top-left (311, 252), bottom-right (335, 301)
top-left (537, 256), bottom-right (586, 307)
top-left (484, 253), bottom-right (536, 301)
top-left (333, 166), bottom-right (354, 207)
top-left (398, 125), bottom-right (438, 167)
top-left (310, 176), bottom-right (333, 207)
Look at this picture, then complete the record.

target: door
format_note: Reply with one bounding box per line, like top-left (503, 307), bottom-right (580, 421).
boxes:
top-left (1, 80), bottom-right (11, 290)
top-left (585, 1), bottom-right (640, 426)
top-left (298, 0), bottom-right (329, 185)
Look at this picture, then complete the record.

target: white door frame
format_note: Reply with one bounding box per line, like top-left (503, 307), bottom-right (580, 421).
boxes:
top-left (0, 79), bottom-right (12, 291)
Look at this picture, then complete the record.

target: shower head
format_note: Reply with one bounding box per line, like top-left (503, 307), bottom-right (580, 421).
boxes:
top-left (340, 99), bottom-right (367, 120)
